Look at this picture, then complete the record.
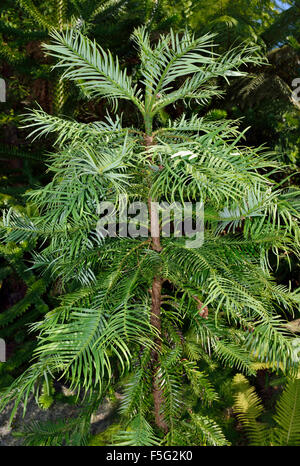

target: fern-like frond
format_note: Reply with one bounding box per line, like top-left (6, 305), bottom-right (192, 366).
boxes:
top-left (43, 28), bottom-right (144, 111)
top-left (232, 373), bottom-right (268, 446)
top-left (114, 414), bottom-right (160, 446)
top-left (188, 412), bottom-right (229, 446)
top-left (22, 106), bottom-right (125, 146)
top-left (273, 377), bottom-right (300, 445)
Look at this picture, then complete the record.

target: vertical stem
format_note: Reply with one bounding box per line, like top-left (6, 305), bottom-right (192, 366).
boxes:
top-left (53, 0), bottom-right (66, 114)
top-left (144, 130), bottom-right (168, 433)
top-left (150, 275), bottom-right (168, 432)
top-left (57, 0), bottom-right (66, 31)
top-left (148, 198), bottom-right (162, 252)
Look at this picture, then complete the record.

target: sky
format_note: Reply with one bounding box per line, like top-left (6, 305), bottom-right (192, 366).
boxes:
top-left (275, 0), bottom-right (291, 11)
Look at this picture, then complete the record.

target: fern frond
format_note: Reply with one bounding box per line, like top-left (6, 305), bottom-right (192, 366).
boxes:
top-left (273, 377), bottom-right (300, 445)
top-left (114, 414), bottom-right (160, 446)
top-left (188, 412), bottom-right (230, 446)
top-left (232, 373), bottom-right (268, 446)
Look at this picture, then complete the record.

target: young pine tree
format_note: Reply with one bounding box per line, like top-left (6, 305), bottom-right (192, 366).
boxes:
top-left (1, 27), bottom-right (300, 446)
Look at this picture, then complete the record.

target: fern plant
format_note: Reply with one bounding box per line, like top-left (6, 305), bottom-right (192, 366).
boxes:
top-left (233, 372), bottom-right (300, 445)
top-left (0, 26), bottom-right (300, 446)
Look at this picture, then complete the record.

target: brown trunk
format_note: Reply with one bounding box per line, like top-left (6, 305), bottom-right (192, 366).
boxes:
top-left (144, 133), bottom-right (168, 433)
top-left (148, 198), bottom-right (162, 252)
top-left (150, 276), bottom-right (168, 432)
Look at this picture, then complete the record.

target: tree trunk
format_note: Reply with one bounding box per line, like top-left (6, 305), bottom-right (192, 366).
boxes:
top-left (150, 275), bottom-right (168, 432)
top-left (144, 133), bottom-right (168, 433)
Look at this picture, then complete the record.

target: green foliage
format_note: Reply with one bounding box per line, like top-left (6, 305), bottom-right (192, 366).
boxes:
top-left (0, 23), bottom-right (299, 447)
top-left (0, 198), bottom-right (49, 389)
top-left (273, 377), bottom-right (300, 445)
top-left (14, 417), bottom-right (87, 446)
top-left (38, 379), bottom-right (54, 409)
top-left (233, 373), bottom-right (300, 446)
top-left (178, 412), bottom-right (230, 446)
top-left (88, 423), bottom-right (122, 446)
top-left (114, 414), bottom-right (160, 446)
top-left (13, 389), bottom-right (106, 445)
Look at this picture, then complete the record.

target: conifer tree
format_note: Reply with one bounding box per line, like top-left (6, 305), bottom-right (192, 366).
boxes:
top-left (1, 26), bottom-right (300, 445)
